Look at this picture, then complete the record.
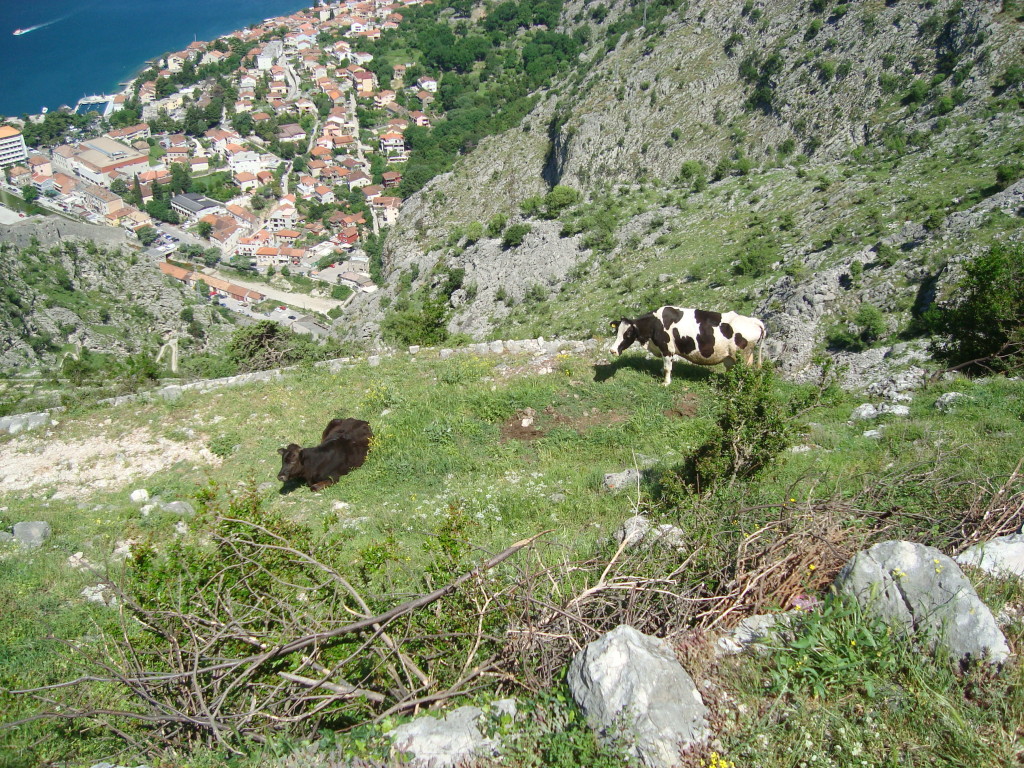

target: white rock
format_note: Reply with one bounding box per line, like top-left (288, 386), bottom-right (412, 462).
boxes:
top-left (81, 583), bottom-right (118, 607)
top-left (130, 489), bottom-right (149, 504)
top-left (956, 533), bottom-right (1024, 579)
top-left (935, 392), bottom-right (970, 412)
top-left (67, 552), bottom-right (95, 571)
top-left (850, 404), bottom-right (878, 421)
top-left (567, 625), bottom-right (709, 767)
top-left (833, 540), bottom-right (1010, 666)
top-left (389, 705), bottom-right (497, 767)
top-left (878, 403), bottom-right (910, 417)
top-left (111, 539), bottom-right (138, 562)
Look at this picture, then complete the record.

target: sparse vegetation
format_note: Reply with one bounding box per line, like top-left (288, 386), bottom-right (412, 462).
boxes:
top-left (2, 344), bottom-right (1022, 767)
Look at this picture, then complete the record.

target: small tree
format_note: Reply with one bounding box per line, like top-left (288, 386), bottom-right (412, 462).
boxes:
top-left (463, 221), bottom-right (483, 244)
top-left (501, 223), bottom-right (531, 249)
top-left (667, 361), bottom-right (793, 493)
top-left (931, 243), bottom-right (1024, 373)
top-left (542, 185), bottom-right (581, 218)
top-left (486, 213), bottom-right (507, 238)
top-left (137, 226), bottom-right (159, 246)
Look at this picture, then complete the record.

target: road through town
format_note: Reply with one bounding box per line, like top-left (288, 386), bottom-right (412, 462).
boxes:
top-left (202, 268), bottom-right (345, 315)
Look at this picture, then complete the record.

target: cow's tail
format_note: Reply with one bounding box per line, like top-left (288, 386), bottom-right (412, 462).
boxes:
top-left (756, 320), bottom-right (766, 368)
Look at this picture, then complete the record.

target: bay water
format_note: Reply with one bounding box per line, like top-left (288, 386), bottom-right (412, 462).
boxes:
top-left (0, 0), bottom-right (311, 117)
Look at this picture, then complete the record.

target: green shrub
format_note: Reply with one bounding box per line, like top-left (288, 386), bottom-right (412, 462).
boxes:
top-left (486, 213), bottom-right (508, 238)
top-left (932, 95), bottom-right (955, 116)
top-left (999, 63), bottom-right (1024, 90)
top-left (735, 240), bottom-right (776, 276)
top-left (226, 320), bottom-right (328, 372)
top-left (903, 79), bottom-right (930, 105)
top-left (381, 298), bottom-right (450, 346)
top-left (825, 304), bottom-right (887, 351)
top-left (520, 195), bottom-right (544, 217)
top-left (932, 243), bottom-right (1024, 372)
top-left (879, 71), bottom-right (901, 93)
top-left (464, 221), bottom-right (484, 244)
top-left (668, 361), bottom-right (793, 492)
top-left (874, 242), bottom-right (900, 266)
top-left (206, 435), bottom-right (237, 458)
top-left (502, 223), bottom-right (532, 249)
top-left (543, 185), bottom-right (582, 217)
top-left (995, 162), bottom-right (1024, 190)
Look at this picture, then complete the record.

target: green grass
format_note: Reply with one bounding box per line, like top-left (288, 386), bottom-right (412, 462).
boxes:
top-left (1, 347), bottom-right (1022, 766)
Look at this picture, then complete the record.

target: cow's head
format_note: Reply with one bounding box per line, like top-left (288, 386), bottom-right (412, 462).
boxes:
top-left (609, 318), bottom-right (639, 356)
top-left (277, 444), bottom-right (303, 482)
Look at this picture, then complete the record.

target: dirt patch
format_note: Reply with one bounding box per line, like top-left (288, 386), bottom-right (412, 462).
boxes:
top-left (0, 427), bottom-right (221, 499)
top-left (500, 406), bottom-right (628, 442)
top-left (664, 392), bottom-right (700, 419)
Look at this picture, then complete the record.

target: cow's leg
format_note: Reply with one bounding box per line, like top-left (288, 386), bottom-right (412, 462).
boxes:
top-left (663, 356), bottom-right (673, 386)
top-left (310, 478), bottom-right (337, 492)
top-left (723, 355), bottom-right (736, 371)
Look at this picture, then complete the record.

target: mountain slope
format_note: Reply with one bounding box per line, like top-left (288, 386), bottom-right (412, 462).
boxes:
top-left (340, 0), bottom-right (1024, 389)
top-left (0, 218), bottom-right (234, 375)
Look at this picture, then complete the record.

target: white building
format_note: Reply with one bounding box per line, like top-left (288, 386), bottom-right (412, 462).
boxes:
top-left (0, 126), bottom-right (28, 169)
top-left (257, 41), bottom-right (284, 70)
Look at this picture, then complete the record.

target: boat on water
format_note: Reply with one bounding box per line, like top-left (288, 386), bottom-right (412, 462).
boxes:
top-left (13, 28), bottom-right (26, 36)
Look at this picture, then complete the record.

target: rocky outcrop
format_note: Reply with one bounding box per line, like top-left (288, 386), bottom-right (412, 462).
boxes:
top-left (0, 219), bottom-right (232, 370)
top-left (832, 540), bottom-right (1010, 666)
top-left (567, 625), bottom-right (709, 767)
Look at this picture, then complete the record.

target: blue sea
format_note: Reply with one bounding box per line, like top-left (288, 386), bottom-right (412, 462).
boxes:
top-left (0, 0), bottom-right (312, 117)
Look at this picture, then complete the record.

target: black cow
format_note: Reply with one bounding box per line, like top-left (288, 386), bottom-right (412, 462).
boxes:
top-left (277, 417), bottom-right (373, 491)
top-left (610, 306), bottom-right (766, 386)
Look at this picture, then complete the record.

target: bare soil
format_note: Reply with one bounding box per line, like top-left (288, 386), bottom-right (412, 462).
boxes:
top-left (499, 405), bottom-right (629, 442)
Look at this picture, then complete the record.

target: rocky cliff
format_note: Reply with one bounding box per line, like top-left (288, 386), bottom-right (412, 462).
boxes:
top-left (0, 217), bottom-right (233, 371)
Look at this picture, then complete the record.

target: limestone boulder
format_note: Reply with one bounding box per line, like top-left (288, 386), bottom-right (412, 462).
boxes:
top-left (567, 625), bottom-right (709, 768)
top-left (388, 700), bottom-right (515, 768)
top-left (832, 540), bottom-right (1010, 666)
top-left (614, 515), bottom-right (687, 553)
top-left (603, 468), bottom-right (641, 492)
top-left (956, 533), bottom-right (1024, 579)
top-left (13, 521), bottom-right (51, 548)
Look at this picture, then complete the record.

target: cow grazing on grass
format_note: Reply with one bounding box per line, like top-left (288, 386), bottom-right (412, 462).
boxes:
top-left (277, 417), bottom-right (373, 491)
top-left (610, 306), bottom-right (765, 386)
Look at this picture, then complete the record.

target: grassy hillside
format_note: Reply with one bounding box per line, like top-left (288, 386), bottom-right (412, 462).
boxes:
top-left (1, 344), bottom-right (1022, 766)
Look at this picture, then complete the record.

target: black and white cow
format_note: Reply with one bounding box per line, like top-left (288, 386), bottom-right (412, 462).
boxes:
top-left (609, 306), bottom-right (765, 386)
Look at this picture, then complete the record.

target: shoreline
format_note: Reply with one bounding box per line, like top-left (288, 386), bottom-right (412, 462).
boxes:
top-left (0, 0), bottom-right (314, 118)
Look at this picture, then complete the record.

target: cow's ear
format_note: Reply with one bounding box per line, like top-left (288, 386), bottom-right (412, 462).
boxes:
top-left (278, 447), bottom-right (286, 456)
top-left (610, 320), bottom-right (620, 330)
